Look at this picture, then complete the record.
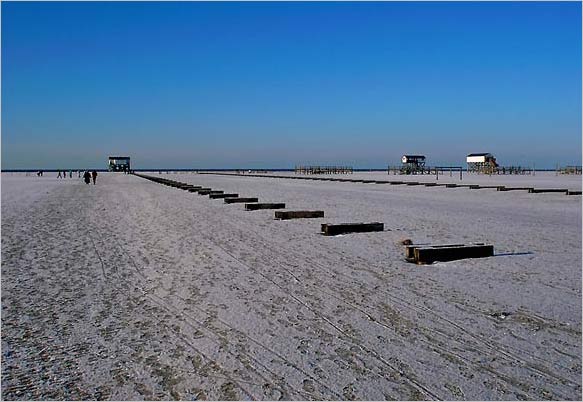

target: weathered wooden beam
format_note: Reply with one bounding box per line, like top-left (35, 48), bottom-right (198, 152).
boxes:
top-left (424, 183), bottom-right (438, 187)
top-left (209, 193), bottom-right (239, 199)
top-left (389, 181), bottom-right (404, 185)
top-left (245, 203), bottom-right (285, 211)
top-left (405, 243), bottom-right (470, 260)
top-left (497, 186), bottom-right (532, 192)
top-left (274, 210), bottom-right (325, 220)
top-left (224, 197), bottom-right (259, 204)
top-left (405, 182), bottom-right (421, 186)
top-left (567, 190), bottom-right (582, 195)
top-left (445, 184), bottom-right (458, 188)
top-left (529, 188), bottom-right (568, 194)
top-left (197, 189), bottom-right (213, 195)
top-left (321, 222), bottom-right (384, 236)
top-left (187, 186), bottom-right (203, 192)
top-left (406, 243), bottom-right (493, 264)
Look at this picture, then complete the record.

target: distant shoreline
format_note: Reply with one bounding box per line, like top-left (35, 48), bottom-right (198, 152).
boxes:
top-left (0, 168), bottom-right (562, 173)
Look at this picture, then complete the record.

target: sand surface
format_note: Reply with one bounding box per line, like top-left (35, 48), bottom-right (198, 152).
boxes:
top-left (2, 172), bottom-right (581, 400)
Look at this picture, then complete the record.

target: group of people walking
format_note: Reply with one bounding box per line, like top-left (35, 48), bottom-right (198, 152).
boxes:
top-left (83, 170), bottom-right (98, 185)
top-left (54, 170), bottom-right (98, 184)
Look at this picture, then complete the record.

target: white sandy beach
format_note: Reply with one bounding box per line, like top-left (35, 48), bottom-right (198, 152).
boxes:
top-left (1, 171), bottom-right (581, 400)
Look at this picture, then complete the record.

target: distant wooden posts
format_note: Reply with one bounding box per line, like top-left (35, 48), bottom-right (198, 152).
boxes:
top-left (224, 197), bottom-right (259, 204)
top-left (406, 243), bottom-right (494, 264)
top-left (245, 203), bottom-right (286, 211)
top-left (295, 165), bottom-right (353, 174)
top-left (435, 166), bottom-right (463, 181)
top-left (321, 222), bottom-right (384, 236)
top-left (275, 211), bottom-right (324, 220)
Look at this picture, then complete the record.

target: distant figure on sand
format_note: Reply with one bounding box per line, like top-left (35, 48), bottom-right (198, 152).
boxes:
top-left (83, 171), bottom-right (91, 184)
top-left (57, 170), bottom-right (62, 178)
top-left (69, 170), bottom-right (72, 178)
top-left (91, 170), bottom-right (98, 185)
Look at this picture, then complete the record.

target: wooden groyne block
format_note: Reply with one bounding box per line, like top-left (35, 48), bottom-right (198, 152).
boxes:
top-left (389, 181), bottom-right (404, 185)
top-left (445, 184), bottom-right (458, 188)
top-left (567, 190), bottom-right (582, 195)
top-left (361, 180), bottom-right (376, 183)
top-left (187, 186), bottom-right (203, 192)
top-left (405, 243), bottom-right (469, 260)
top-left (529, 188), bottom-right (568, 194)
top-left (406, 182), bottom-right (421, 186)
top-left (224, 197), bottom-right (259, 204)
top-left (497, 186), bottom-right (532, 192)
top-left (321, 222), bottom-right (384, 236)
top-left (197, 188), bottom-right (213, 195)
top-left (406, 243), bottom-right (493, 264)
top-left (424, 183), bottom-right (438, 187)
top-left (374, 180), bottom-right (390, 184)
top-left (245, 203), bottom-right (285, 211)
top-left (209, 193), bottom-right (238, 199)
top-left (275, 210), bottom-right (325, 220)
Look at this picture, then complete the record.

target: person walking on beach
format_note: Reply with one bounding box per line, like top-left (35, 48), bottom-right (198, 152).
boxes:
top-left (69, 170), bottom-right (72, 178)
top-left (57, 170), bottom-right (62, 178)
top-left (83, 171), bottom-right (91, 185)
top-left (91, 170), bottom-right (98, 185)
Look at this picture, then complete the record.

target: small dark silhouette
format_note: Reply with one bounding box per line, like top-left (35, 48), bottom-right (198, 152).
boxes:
top-left (83, 171), bottom-right (91, 184)
top-left (57, 170), bottom-right (62, 178)
top-left (69, 170), bottom-right (72, 178)
top-left (78, 170), bottom-right (81, 178)
top-left (91, 170), bottom-right (98, 185)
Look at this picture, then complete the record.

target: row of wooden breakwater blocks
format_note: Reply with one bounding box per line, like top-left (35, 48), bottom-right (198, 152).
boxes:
top-left (134, 174), bottom-right (495, 264)
top-left (200, 173), bottom-right (582, 195)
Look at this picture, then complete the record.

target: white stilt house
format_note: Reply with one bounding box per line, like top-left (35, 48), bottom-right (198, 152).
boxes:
top-left (466, 153), bottom-right (498, 173)
top-left (108, 156), bottom-right (131, 172)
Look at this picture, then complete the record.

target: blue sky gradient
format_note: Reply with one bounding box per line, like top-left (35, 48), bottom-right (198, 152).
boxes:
top-left (2, 1), bottom-right (581, 169)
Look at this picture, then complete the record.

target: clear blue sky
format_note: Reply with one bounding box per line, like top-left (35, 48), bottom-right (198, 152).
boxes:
top-left (2, 1), bottom-right (581, 169)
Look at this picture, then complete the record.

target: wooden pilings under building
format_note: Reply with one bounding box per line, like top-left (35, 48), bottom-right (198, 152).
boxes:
top-left (557, 165), bottom-right (582, 175)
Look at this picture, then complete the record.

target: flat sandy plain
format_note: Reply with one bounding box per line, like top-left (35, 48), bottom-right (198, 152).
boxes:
top-left (1, 171), bottom-right (581, 400)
